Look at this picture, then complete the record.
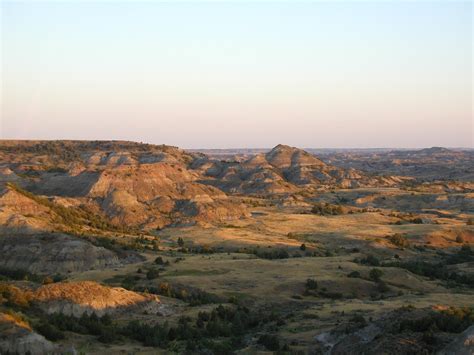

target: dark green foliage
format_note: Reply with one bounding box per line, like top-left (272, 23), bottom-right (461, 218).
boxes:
top-left (369, 268), bottom-right (383, 282)
top-left (350, 314), bottom-right (367, 326)
top-left (347, 271), bottom-right (361, 278)
top-left (36, 322), bottom-right (65, 341)
top-left (305, 279), bottom-right (318, 290)
top-left (252, 248), bottom-right (290, 260)
top-left (360, 254), bottom-right (380, 266)
top-left (122, 304), bottom-right (277, 352)
top-left (36, 312), bottom-right (116, 342)
top-left (385, 247), bottom-right (474, 287)
top-left (154, 257), bottom-right (165, 265)
top-left (376, 280), bottom-right (390, 293)
top-left (399, 307), bottom-right (474, 334)
top-left (177, 237), bottom-right (184, 247)
top-left (146, 268), bottom-right (160, 280)
top-left (0, 267), bottom-right (44, 283)
top-left (319, 291), bottom-right (343, 299)
top-left (134, 282), bottom-right (223, 306)
top-left (300, 243), bottom-right (306, 251)
top-left (257, 334), bottom-right (280, 351)
top-left (311, 202), bottom-right (344, 216)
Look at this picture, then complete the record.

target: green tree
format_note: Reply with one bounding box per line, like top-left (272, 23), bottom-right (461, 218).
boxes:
top-left (369, 268), bottom-right (383, 282)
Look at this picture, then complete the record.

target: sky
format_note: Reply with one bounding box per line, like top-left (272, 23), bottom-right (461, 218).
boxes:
top-left (1, 0), bottom-right (472, 148)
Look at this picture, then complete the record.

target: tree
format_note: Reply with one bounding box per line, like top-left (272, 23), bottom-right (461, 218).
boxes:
top-left (300, 243), bottom-right (306, 251)
top-left (456, 235), bottom-right (464, 244)
top-left (347, 271), bottom-right (361, 278)
top-left (305, 279), bottom-right (318, 290)
top-left (177, 237), bottom-right (184, 247)
top-left (369, 268), bottom-right (383, 282)
top-left (146, 269), bottom-right (160, 280)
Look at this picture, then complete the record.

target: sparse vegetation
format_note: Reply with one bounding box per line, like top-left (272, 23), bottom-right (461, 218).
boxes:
top-left (387, 233), bottom-right (410, 248)
top-left (311, 202), bottom-right (344, 216)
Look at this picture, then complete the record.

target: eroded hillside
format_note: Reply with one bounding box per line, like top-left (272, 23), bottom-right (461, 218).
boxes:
top-left (0, 140), bottom-right (472, 354)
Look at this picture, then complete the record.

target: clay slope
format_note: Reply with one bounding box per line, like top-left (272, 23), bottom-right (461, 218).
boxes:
top-left (33, 281), bottom-right (163, 316)
top-left (0, 233), bottom-right (127, 274)
top-left (0, 186), bottom-right (56, 234)
top-left (0, 141), bottom-right (249, 229)
top-left (200, 144), bottom-right (409, 194)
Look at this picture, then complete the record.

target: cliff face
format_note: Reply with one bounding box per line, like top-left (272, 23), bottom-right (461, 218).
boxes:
top-left (0, 233), bottom-right (124, 274)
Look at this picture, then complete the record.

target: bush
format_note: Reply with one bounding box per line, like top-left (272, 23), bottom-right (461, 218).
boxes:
top-left (399, 307), bottom-right (474, 334)
top-left (305, 279), bottom-right (318, 290)
top-left (146, 269), bottom-right (160, 280)
top-left (377, 280), bottom-right (390, 293)
top-left (300, 243), bottom-right (306, 251)
top-left (36, 323), bottom-right (65, 341)
top-left (154, 257), bottom-right (165, 265)
top-left (258, 334), bottom-right (280, 351)
top-left (311, 202), bottom-right (344, 216)
top-left (388, 233), bottom-right (410, 248)
top-left (360, 255), bottom-right (380, 266)
top-left (369, 268), bottom-right (383, 282)
top-left (455, 235), bottom-right (464, 244)
top-left (347, 271), bottom-right (361, 278)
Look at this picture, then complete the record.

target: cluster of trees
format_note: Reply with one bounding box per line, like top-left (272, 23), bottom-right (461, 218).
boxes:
top-left (36, 312), bottom-right (115, 343)
top-left (387, 233), bottom-right (410, 248)
top-left (36, 304), bottom-right (287, 352)
top-left (385, 245), bottom-right (474, 287)
top-left (251, 248), bottom-right (290, 260)
top-left (311, 202), bottom-right (344, 216)
top-left (0, 267), bottom-right (52, 283)
top-left (358, 254), bottom-right (381, 266)
top-left (123, 304), bottom-right (286, 352)
top-left (134, 282), bottom-right (223, 306)
top-left (399, 307), bottom-right (473, 334)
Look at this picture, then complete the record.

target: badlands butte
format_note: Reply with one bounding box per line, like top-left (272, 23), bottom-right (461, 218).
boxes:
top-left (0, 140), bottom-right (473, 355)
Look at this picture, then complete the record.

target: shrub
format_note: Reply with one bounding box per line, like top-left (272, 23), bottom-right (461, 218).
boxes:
top-left (360, 255), bottom-right (380, 266)
top-left (305, 279), bottom-right (318, 290)
top-left (300, 243), bottom-right (306, 251)
top-left (146, 269), bottom-right (160, 280)
top-left (369, 268), bottom-right (383, 282)
top-left (455, 235), bottom-right (464, 244)
top-left (377, 280), bottom-right (390, 293)
top-left (388, 233), bottom-right (410, 248)
top-left (258, 334), bottom-right (280, 351)
top-left (347, 271), bottom-right (361, 278)
top-left (311, 202), bottom-right (344, 216)
top-left (154, 257), bottom-right (165, 265)
top-left (36, 323), bottom-right (65, 341)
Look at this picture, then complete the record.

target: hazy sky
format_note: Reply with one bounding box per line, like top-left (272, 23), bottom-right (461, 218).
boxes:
top-left (1, 1), bottom-right (472, 148)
